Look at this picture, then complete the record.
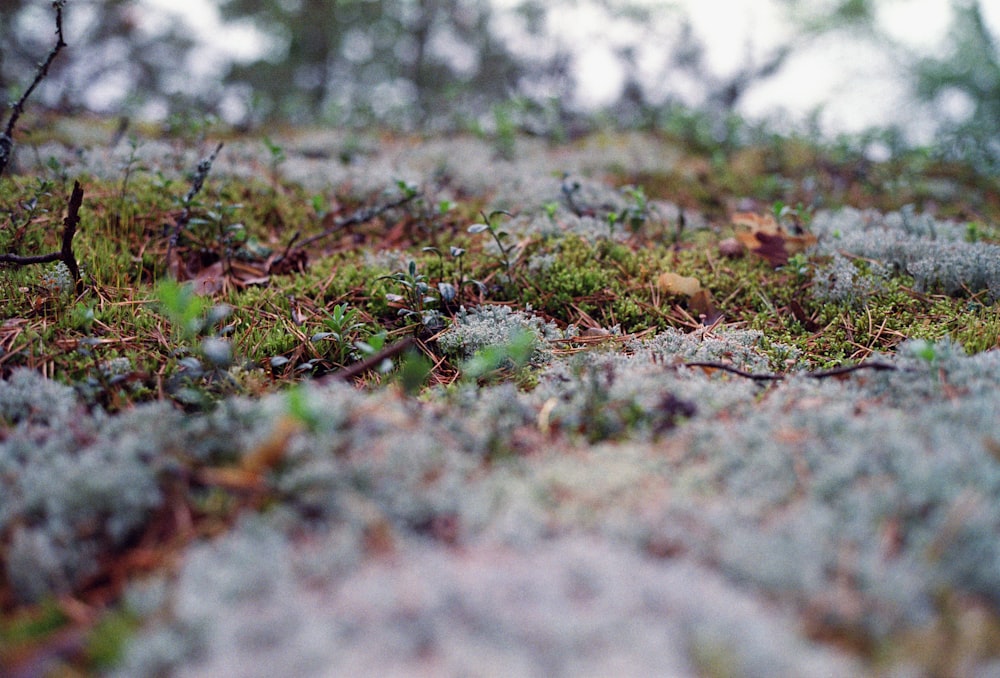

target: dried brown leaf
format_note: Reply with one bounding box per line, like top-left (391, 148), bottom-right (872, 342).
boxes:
top-left (657, 272), bottom-right (702, 297)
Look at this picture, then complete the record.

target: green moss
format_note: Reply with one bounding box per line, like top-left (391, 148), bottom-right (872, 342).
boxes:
top-left (2, 126), bottom-right (997, 408)
top-left (518, 236), bottom-right (615, 318)
top-left (0, 599), bottom-right (68, 648)
top-left (86, 609), bottom-right (139, 669)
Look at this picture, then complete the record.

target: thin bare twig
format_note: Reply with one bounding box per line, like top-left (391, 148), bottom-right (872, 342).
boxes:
top-left (0, 0), bottom-right (68, 179)
top-left (166, 142), bottom-right (225, 273)
top-left (0, 251), bottom-right (63, 266)
top-left (291, 191), bottom-right (422, 251)
top-left (0, 180), bottom-right (85, 291)
top-left (321, 336), bottom-right (415, 383)
top-left (61, 180), bottom-right (84, 290)
top-left (678, 360), bottom-right (898, 381)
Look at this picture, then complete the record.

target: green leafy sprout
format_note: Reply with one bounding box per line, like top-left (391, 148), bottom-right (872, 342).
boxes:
top-left (468, 209), bottom-right (518, 279)
top-left (378, 260), bottom-right (443, 330)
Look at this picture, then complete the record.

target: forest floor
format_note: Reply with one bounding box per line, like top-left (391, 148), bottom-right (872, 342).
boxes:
top-left (3, 114), bottom-right (1000, 676)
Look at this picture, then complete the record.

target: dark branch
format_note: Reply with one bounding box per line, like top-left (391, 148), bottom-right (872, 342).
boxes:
top-left (0, 180), bottom-right (84, 292)
top-left (166, 142), bottom-right (225, 272)
top-left (801, 361), bottom-right (899, 378)
top-left (0, 251), bottom-right (62, 266)
top-left (679, 360), bottom-right (898, 382)
top-left (0, 0), bottom-right (67, 179)
top-left (293, 191), bottom-right (422, 251)
top-left (322, 336), bottom-right (415, 383)
top-left (62, 180), bottom-right (84, 290)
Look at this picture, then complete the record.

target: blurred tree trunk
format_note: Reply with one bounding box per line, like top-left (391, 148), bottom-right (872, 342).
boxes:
top-left (410, 0), bottom-right (434, 122)
top-left (300, 0), bottom-right (335, 116)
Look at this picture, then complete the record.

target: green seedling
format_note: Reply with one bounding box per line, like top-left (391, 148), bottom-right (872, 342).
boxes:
top-left (262, 135), bottom-right (286, 186)
top-left (355, 330), bottom-right (387, 356)
top-left (604, 183), bottom-right (650, 238)
top-left (396, 179), bottom-right (420, 200)
top-left (619, 184), bottom-right (650, 234)
top-left (155, 279), bottom-right (238, 405)
top-left (311, 193), bottom-right (328, 217)
top-left (773, 200), bottom-right (814, 230)
top-left (285, 382), bottom-right (322, 431)
top-left (71, 301), bottom-right (97, 333)
top-left (354, 331), bottom-right (395, 374)
top-left (397, 349), bottom-right (434, 395)
top-left (461, 328), bottom-right (536, 382)
top-left (909, 339), bottom-right (942, 364)
top-left (186, 201), bottom-right (246, 275)
top-left (378, 260), bottom-right (442, 329)
top-left (422, 244), bottom-right (485, 305)
top-left (312, 303), bottom-right (366, 366)
top-left (156, 279), bottom-right (209, 341)
top-left (468, 210), bottom-right (518, 278)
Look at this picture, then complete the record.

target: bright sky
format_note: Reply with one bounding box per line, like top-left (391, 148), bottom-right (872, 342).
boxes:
top-left (140, 0), bottom-right (997, 139)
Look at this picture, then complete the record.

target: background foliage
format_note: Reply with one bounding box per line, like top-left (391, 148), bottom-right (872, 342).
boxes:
top-left (0, 0), bottom-right (998, 158)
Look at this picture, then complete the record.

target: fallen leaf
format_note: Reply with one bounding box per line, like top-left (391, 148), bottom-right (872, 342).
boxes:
top-left (657, 272), bottom-right (701, 297)
top-left (228, 260), bottom-right (270, 288)
top-left (784, 231), bottom-right (817, 255)
top-left (752, 231), bottom-right (791, 267)
top-left (732, 212), bottom-right (817, 268)
top-left (732, 211), bottom-right (780, 232)
top-left (190, 261), bottom-right (225, 295)
top-left (690, 289), bottom-right (723, 324)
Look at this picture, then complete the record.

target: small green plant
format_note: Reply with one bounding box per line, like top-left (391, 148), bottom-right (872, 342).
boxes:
top-left (186, 201), bottom-right (246, 275)
top-left (605, 184), bottom-right (651, 237)
top-left (355, 330), bottom-right (388, 357)
top-left (606, 210), bottom-right (620, 239)
top-left (784, 252), bottom-right (811, 277)
top-left (617, 184), bottom-right (650, 234)
top-left (422, 244), bottom-right (484, 305)
top-left (773, 200), bottom-right (814, 230)
top-left (378, 260), bottom-right (443, 329)
top-left (397, 349), bottom-right (434, 395)
top-left (396, 178), bottom-right (420, 200)
top-left (111, 136), bottom-right (148, 235)
top-left (354, 330), bottom-right (396, 375)
top-left (262, 135), bottom-right (286, 186)
top-left (543, 201), bottom-right (559, 223)
top-left (285, 382), bottom-right (322, 431)
top-left (468, 209), bottom-right (518, 279)
top-left (156, 279), bottom-right (210, 341)
top-left (312, 303), bottom-right (366, 366)
top-left (155, 279), bottom-right (238, 405)
top-left (71, 300), bottom-right (97, 333)
top-left (310, 193), bottom-right (328, 217)
top-left (461, 328), bottom-right (536, 383)
top-left (909, 338), bottom-right (942, 364)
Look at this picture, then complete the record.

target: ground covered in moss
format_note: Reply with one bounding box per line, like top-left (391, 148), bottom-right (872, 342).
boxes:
top-left (2, 119), bottom-right (1000, 676)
